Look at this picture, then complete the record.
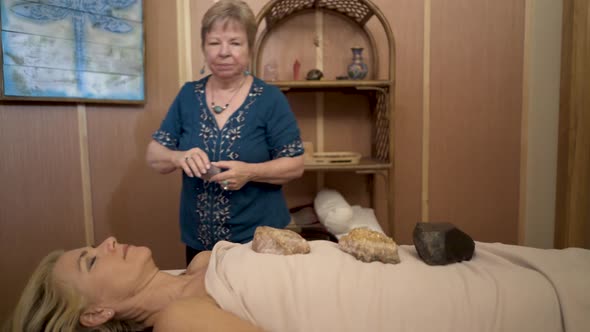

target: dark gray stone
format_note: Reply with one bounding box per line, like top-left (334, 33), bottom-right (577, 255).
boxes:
top-left (413, 222), bottom-right (475, 265)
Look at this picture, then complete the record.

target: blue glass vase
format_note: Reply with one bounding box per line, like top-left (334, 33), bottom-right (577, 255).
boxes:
top-left (347, 47), bottom-right (368, 80)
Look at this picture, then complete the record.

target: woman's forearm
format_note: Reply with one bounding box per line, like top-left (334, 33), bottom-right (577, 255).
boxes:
top-left (248, 155), bottom-right (304, 185)
top-left (146, 140), bottom-right (181, 174)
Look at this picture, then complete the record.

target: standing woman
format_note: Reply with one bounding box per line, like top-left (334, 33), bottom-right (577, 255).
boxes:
top-left (146, 0), bottom-right (304, 265)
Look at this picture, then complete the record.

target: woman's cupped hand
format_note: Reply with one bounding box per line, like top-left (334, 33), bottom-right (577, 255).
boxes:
top-left (209, 160), bottom-right (254, 191)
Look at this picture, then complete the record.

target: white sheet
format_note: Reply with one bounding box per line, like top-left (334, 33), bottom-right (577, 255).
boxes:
top-left (205, 240), bottom-right (590, 332)
top-left (475, 242), bottom-right (590, 331)
top-left (163, 269), bottom-right (185, 276)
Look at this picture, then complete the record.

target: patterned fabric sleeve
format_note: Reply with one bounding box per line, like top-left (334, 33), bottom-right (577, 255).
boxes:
top-left (266, 88), bottom-right (304, 159)
top-left (151, 85), bottom-right (184, 150)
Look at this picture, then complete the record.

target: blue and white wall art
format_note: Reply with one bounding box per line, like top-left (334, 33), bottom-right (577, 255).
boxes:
top-left (0, 0), bottom-right (144, 103)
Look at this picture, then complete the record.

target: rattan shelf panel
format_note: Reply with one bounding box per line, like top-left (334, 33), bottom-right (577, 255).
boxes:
top-left (304, 158), bottom-right (390, 171)
top-left (269, 80), bottom-right (390, 91)
top-left (264, 0), bottom-right (374, 29)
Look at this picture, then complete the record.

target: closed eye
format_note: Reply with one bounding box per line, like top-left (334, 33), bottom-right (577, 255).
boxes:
top-left (88, 256), bottom-right (97, 270)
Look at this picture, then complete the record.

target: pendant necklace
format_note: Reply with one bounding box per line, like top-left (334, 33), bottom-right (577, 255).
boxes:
top-left (211, 76), bottom-right (247, 114)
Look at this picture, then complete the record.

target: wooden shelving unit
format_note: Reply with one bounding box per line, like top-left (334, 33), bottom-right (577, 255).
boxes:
top-left (253, 0), bottom-right (396, 234)
top-left (304, 157), bottom-right (391, 172)
top-left (268, 80), bottom-right (391, 91)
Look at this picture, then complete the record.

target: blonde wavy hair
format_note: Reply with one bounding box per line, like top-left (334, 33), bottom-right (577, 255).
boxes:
top-left (3, 250), bottom-right (142, 332)
top-left (201, 0), bottom-right (257, 51)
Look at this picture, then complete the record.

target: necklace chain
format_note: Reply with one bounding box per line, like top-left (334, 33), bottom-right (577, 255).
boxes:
top-left (211, 76), bottom-right (247, 114)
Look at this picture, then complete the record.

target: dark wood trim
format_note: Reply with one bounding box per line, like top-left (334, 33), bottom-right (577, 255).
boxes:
top-left (555, 0), bottom-right (590, 249)
top-left (554, 0), bottom-right (573, 249)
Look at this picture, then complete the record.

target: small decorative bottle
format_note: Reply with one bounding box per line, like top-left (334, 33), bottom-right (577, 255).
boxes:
top-left (347, 47), bottom-right (368, 80)
top-left (293, 59), bottom-right (301, 80)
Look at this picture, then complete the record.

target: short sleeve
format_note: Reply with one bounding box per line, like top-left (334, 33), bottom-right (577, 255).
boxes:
top-left (151, 85), bottom-right (184, 150)
top-left (266, 88), bottom-right (304, 159)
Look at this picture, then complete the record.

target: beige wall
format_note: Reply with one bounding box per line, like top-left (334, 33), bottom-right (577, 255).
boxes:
top-left (0, 0), bottom-right (563, 321)
top-left (520, 0), bottom-right (563, 248)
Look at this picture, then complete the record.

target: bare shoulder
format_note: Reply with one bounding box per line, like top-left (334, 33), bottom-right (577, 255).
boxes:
top-left (186, 251), bottom-right (212, 274)
top-left (153, 295), bottom-right (264, 332)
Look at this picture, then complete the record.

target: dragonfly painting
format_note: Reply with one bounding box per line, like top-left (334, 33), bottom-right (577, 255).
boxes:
top-left (0, 0), bottom-right (144, 102)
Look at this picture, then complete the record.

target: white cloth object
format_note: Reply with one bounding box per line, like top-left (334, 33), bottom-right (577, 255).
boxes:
top-left (206, 240), bottom-right (590, 332)
top-left (313, 189), bottom-right (353, 234)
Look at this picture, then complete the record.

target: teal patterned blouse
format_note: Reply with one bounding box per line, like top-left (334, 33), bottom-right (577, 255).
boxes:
top-left (152, 76), bottom-right (304, 250)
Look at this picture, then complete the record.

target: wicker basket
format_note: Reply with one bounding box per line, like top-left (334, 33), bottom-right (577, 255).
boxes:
top-left (305, 152), bottom-right (362, 165)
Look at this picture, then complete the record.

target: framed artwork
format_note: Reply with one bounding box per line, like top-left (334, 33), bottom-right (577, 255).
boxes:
top-left (0, 0), bottom-right (145, 104)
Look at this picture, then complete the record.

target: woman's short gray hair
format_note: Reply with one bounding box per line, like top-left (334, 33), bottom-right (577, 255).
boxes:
top-left (201, 0), bottom-right (257, 51)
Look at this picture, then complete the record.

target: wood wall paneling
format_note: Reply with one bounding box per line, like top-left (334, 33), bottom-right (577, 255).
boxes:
top-left (283, 91), bottom-right (318, 208)
top-left (88, 0), bottom-right (185, 270)
top-left (374, 0), bottom-right (424, 243)
top-left (0, 105), bottom-right (86, 320)
top-left (429, 0), bottom-right (525, 243)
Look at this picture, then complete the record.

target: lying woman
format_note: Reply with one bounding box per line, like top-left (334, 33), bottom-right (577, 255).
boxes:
top-left (5, 229), bottom-right (590, 332)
